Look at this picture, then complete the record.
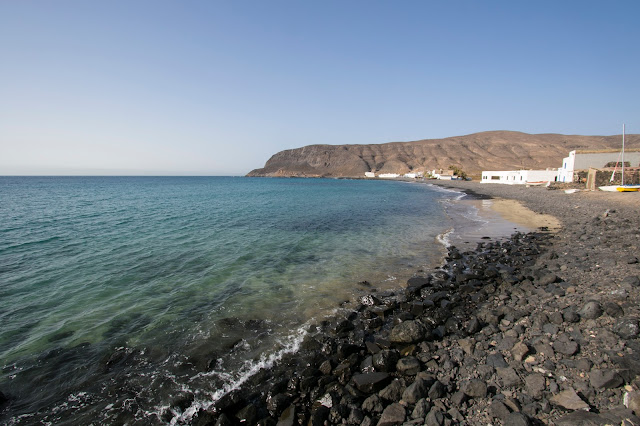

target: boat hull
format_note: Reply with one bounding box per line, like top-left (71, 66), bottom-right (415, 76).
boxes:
top-left (599, 185), bottom-right (640, 192)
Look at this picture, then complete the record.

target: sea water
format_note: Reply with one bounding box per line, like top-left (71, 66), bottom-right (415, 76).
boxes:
top-left (0, 176), bottom-right (496, 424)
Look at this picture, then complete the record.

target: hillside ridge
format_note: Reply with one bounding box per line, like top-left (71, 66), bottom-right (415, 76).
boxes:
top-left (247, 131), bottom-right (640, 178)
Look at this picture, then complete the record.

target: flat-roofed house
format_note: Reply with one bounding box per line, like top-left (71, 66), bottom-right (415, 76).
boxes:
top-left (559, 149), bottom-right (640, 182)
top-left (481, 169), bottom-right (559, 185)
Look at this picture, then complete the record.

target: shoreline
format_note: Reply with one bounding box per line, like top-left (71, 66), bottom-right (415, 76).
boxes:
top-left (188, 181), bottom-right (640, 425)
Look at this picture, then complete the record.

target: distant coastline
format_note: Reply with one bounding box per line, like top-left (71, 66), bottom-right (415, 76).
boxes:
top-left (247, 130), bottom-right (640, 179)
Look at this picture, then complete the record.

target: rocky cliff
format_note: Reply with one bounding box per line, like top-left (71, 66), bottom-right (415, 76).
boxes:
top-left (247, 131), bottom-right (640, 178)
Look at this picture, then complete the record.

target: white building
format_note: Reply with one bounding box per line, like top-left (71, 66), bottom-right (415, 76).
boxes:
top-left (481, 169), bottom-right (559, 185)
top-left (430, 169), bottom-right (456, 180)
top-left (558, 149), bottom-right (640, 182)
top-left (364, 172), bottom-right (376, 178)
top-left (378, 173), bottom-right (400, 179)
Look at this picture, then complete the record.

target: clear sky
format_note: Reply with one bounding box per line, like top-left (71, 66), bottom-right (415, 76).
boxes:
top-left (1, 1), bottom-right (639, 175)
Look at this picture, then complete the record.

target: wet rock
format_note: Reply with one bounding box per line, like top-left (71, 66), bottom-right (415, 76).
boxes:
top-left (276, 404), bottom-right (295, 426)
top-left (589, 369), bottom-right (624, 389)
top-left (215, 413), bottom-right (233, 426)
top-left (390, 320), bottom-right (427, 343)
top-left (352, 372), bottom-right (391, 393)
top-left (235, 403), bottom-right (258, 425)
top-left (460, 379), bottom-right (487, 398)
top-left (407, 276), bottom-right (430, 290)
top-left (335, 319), bottom-right (355, 334)
top-left (373, 350), bottom-right (400, 372)
top-left (267, 393), bottom-right (290, 416)
top-left (377, 403), bottom-right (405, 426)
top-left (366, 342), bottom-right (381, 354)
top-left (403, 378), bottom-right (429, 404)
top-left (308, 405), bottom-right (330, 426)
top-left (360, 294), bottom-right (381, 306)
top-left (614, 318), bottom-right (640, 339)
top-left (396, 357), bottom-right (421, 375)
top-left (319, 360), bottom-right (332, 375)
top-left (579, 301), bottom-right (603, 320)
top-left (549, 388), bottom-right (590, 411)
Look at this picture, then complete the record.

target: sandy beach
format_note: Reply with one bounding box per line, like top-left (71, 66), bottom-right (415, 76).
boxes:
top-left (191, 181), bottom-right (640, 426)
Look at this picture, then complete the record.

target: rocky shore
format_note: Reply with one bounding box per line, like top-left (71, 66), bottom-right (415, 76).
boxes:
top-left (190, 182), bottom-right (640, 426)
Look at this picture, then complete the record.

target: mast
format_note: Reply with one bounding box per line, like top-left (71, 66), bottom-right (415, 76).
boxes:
top-left (622, 124), bottom-right (625, 186)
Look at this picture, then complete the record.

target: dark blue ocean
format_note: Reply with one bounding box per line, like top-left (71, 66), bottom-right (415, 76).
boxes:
top-left (0, 176), bottom-right (487, 424)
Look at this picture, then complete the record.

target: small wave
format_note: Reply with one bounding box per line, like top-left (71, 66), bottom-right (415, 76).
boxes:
top-left (424, 183), bottom-right (466, 200)
top-left (436, 227), bottom-right (454, 247)
top-left (0, 236), bottom-right (62, 253)
top-left (165, 326), bottom-right (308, 425)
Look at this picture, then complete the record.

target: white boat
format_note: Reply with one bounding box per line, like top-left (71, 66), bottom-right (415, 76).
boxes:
top-left (599, 185), bottom-right (622, 192)
top-left (598, 124), bottom-right (639, 192)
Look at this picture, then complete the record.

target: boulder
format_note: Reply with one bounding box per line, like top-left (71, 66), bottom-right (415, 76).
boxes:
top-left (377, 403), bottom-right (406, 426)
top-left (589, 369), bottom-right (624, 389)
top-left (460, 379), bottom-right (487, 398)
top-left (579, 301), bottom-right (603, 320)
top-left (524, 374), bottom-right (546, 399)
top-left (396, 357), bottom-right (421, 375)
top-left (555, 408), bottom-right (640, 425)
top-left (425, 410), bottom-right (445, 426)
top-left (390, 320), bottom-right (427, 343)
top-left (379, 379), bottom-right (405, 402)
top-left (362, 395), bottom-right (383, 414)
top-left (497, 367), bottom-right (521, 388)
top-left (352, 373), bottom-right (391, 393)
top-left (614, 318), bottom-right (640, 339)
top-left (505, 412), bottom-right (532, 426)
top-left (373, 350), bottom-right (400, 372)
top-left (511, 341), bottom-right (530, 362)
top-left (402, 378), bottom-right (429, 404)
top-left (549, 388), bottom-right (590, 411)
top-left (276, 404), bottom-right (295, 426)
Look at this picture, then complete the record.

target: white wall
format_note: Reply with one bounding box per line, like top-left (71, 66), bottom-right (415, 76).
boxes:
top-left (481, 170), bottom-right (558, 184)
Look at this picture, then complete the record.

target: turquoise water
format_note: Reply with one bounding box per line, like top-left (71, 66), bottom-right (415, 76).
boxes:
top-left (0, 176), bottom-right (460, 424)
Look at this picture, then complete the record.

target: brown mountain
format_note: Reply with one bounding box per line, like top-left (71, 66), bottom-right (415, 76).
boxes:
top-left (246, 131), bottom-right (640, 178)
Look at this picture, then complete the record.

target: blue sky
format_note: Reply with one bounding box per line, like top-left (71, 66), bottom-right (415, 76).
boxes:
top-left (1, 1), bottom-right (639, 175)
